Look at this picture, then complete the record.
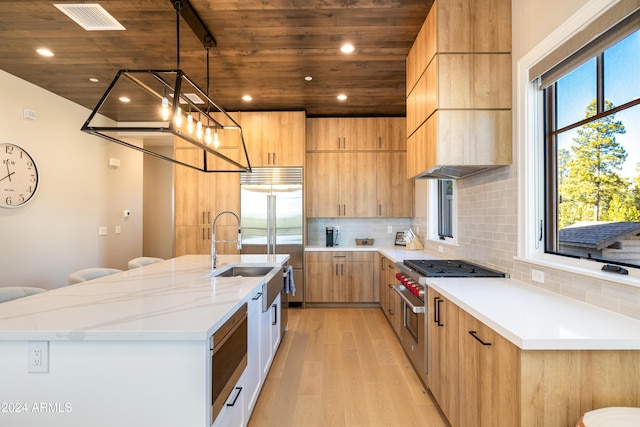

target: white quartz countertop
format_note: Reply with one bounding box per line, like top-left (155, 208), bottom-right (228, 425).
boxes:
top-left (0, 254), bottom-right (289, 342)
top-left (428, 277), bottom-right (640, 350)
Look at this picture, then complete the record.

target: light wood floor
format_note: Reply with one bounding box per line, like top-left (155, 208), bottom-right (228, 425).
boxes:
top-left (248, 307), bottom-right (449, 427)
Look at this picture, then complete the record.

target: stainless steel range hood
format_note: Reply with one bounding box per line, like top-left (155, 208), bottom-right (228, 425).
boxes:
top-left (414, 165), bottom-right (502, 179)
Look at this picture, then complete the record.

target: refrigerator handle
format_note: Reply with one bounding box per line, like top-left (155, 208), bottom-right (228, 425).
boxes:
top-left (266, 195), bottom-right (272, 255)
top-left (270, 195), bottom-right (277, 254)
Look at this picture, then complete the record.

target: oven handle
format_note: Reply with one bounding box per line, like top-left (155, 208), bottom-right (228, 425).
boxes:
top-left (393, 285), bottom-right (425, 313)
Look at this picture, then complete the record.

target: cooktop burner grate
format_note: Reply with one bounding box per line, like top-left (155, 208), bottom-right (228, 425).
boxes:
top-left (402, 260), bottom-right (506, 278)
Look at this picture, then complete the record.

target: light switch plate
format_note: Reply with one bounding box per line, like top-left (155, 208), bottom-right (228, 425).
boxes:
top-left (98, 226), bottom-right (108, 236)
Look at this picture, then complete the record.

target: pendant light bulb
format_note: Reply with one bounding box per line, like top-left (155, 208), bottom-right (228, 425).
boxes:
top-left (161, 96), bottom-right (170, 121)
top-left (213, 129), bottom-right (219, 149)
top-left (204, 127), bottom-right (212, 145)
top-left (196, 120), bottom-right (203, 140)
top-left (174, 106), bottom-right (183, 127)
top-left (187, 113), bottom-right (194, 134)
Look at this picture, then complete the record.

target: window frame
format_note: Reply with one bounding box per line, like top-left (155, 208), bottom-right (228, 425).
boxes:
top-left (428, 179), bottom-right (457, 245)
top-left (517, 0), bottom-right (640, 286)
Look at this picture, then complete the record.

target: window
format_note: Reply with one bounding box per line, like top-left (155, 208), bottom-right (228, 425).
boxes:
top-left (429, 179), bottom-right (456, 242)
top-left (544, 28), bottom-right (640, 268)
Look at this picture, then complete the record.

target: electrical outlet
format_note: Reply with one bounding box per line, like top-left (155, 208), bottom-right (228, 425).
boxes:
top-left (27, 341), bottom-right (49, 373)
top-left (532, 269), bottom-right (545, 283)
top-left (98, 226), bottom-right (108, 236)
top-left (115, 225), bottom-right (122, 234)
top-left (387, 226), bottom-right (393, 233)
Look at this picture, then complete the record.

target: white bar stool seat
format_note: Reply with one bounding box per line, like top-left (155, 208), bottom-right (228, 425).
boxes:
top-left (0, 287), bottom-right (47, 303)
top-left (127, 257), bottom-right (164, 269)
top-left (68, 268), bottom-right (123, 285)
top-left (577, 407), bottom-right (640, 427)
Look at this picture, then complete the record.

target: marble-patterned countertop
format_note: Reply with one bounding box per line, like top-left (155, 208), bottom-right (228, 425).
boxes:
top-left (0, 254), bottom-right (288, 342)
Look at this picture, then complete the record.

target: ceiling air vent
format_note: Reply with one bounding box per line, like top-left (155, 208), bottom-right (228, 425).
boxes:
top-left (54, 4), bottom-right (125, 31)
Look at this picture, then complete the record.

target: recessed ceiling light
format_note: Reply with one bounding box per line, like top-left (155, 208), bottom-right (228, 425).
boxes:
top-left (36, 48), bottom-right (54, 57)
top-left (337, 94), bottom-right (347, 101)
top-left (340, 43), bottom-right (355, 54)
top-left (119, 96), bottom-right (130, 103)
top-left (242, 95), bottom-right (253, 102)
top-left (304, 76), bottom-right (313, 81)
top-left (89, 77), bottom-right (99, 83)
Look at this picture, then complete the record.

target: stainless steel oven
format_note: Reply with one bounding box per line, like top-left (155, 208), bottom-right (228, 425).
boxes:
top-left (211, 303), bottom-right (248, 425)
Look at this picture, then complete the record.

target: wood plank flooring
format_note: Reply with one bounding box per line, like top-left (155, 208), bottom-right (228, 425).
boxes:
top-left (248, 307), bottom-right (449, 427)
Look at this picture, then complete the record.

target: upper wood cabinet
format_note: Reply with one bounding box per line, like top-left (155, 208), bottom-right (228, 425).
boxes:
top-left (406, 0), bottom-right (512, 179)
top-left (306, 117), bottom-right (405, 152)
top-left (377, 151), bottom-right (414, 217)
top-left (238, 111), bottom-right (305, 167)
top-left (306, 152), bottom-right (378, 218)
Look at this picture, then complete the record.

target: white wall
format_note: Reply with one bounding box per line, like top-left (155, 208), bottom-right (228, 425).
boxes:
top-left (0, 70), bottom-right (143, 289)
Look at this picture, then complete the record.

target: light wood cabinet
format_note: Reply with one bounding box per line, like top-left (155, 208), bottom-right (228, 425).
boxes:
top-left (377, 151), bottom-right (413, 217)
top-left (427, 289), bottom-right (640, 427)
top-left (239, 111), bottom-right (305, 166)
top-left (427, 288), bottom-right (460, 427)
top-left (306, 152), bottom-right (378, 218)
top-left (174, 134), bottom-right (241, 257)
top-left (305, 251), bottom-right (375, 303)
top-left (306, 117), bottom-right (405, 152)
top-left (379, 255), bottom-right (402, 337)
top-left (405, 0), bottom-right (512, 179)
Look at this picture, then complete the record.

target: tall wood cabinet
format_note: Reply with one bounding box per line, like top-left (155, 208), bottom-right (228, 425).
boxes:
top-left (305, 251), bottom-right (375, 303)
top-left (406, 0), bottom-right (512, 178)
top-left (306, 117), bottom-right (413, 218)
top-left (238, 111), bottom-right (305, 167)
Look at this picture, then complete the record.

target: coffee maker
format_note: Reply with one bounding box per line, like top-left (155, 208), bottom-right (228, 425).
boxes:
top-left (325, 227), bottom-right (335, 247)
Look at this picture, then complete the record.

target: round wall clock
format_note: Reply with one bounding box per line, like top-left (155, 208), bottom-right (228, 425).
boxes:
top-left (0, 142), bottom-right (39, 208)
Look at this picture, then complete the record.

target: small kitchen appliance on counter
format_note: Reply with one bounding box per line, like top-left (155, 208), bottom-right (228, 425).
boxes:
top-left (325, 227), bottom-right (335, 247)
top-left (394, 259), bottom-right (507, 387)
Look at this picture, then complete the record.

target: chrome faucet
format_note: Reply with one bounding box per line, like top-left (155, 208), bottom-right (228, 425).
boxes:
top-left (211, 210), bottom-right (242, 270)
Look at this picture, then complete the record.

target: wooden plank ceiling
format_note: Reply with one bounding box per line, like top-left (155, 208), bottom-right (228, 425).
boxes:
top-left (0, 0), bottom-right (432, 117)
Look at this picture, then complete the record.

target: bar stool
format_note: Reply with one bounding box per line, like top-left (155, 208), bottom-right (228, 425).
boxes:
top-left (68, 268), bottom-right (123, 285)
top-left (0, 287), bottom-right (47, 303)
top-left (577, 407), bottom-right (640, 427)
top-left (127, 257), bottom-right (164, 269)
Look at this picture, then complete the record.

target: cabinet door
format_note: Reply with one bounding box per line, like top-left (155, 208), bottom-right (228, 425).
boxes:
top-left (377, 152), bottom-right (413, 217)
top-left (306, 118), bottom-right (342, 151)
top-left (174, 148), bottom-right (206, 226)
top-left (345, 260), bottom-right (374, 302)
top-left (340, 152), bottom-right (377, 217)
top-left (238, 112), bottom-right (269, 166)
top-left (427, 290), bottom-right (460, 427)
top-left (379, 256), bottom-right (389, 315)
top-left (390, 288), bottom-right (402, 336)
top-left (305, 260), bottom-right (335, 302)
top-left (306, 153), bottom-right (341, 218)
top-left (459, 310), bottom-right (519, 427)
top-left (377, 117), bottom-right (406, 151)
top-left (260, 301), bottom-right (273, 380)
top-left (270, 294), bottom-right (282, 354)
top-left (174, 225), bottom-right (210, 256)
top-left (245, 289), bottom-right (262, 415)
top-left (340, 117), bottom-right (377, 151)
top-left (268, 111), bottom-right (305, 166)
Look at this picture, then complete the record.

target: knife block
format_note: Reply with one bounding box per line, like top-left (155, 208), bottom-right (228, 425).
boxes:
top-left (406, 236), bottom-right (424, 250)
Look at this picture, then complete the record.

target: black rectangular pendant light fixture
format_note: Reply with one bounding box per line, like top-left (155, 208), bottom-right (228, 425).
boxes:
top-left (81, 0), bottom-right (250, 173)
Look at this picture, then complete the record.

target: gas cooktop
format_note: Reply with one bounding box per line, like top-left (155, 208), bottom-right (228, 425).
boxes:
top-left (402, 259), bottom-right (507, 278)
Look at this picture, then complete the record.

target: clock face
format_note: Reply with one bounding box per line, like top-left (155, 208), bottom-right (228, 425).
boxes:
top-left (0, 143), bottom-right (39, 208)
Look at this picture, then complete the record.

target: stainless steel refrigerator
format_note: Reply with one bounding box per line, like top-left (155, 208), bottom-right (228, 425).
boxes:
top-left (240, 167), bottom-right (304, 306)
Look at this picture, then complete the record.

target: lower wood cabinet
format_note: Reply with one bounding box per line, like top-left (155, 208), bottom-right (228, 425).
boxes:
top-left (427, 288), bottom-right (640, 427)
top-left (305, 251), bottom-right (375, 303)
top-left (379, 255), bottom-right (401, 336)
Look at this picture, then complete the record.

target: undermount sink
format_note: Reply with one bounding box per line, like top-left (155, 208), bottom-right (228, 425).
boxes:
top-left (213, 266), bottom-right (276, 278)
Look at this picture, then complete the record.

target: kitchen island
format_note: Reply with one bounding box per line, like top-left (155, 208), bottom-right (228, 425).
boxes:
top-left (0, 254), bottom-right (288, 427)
